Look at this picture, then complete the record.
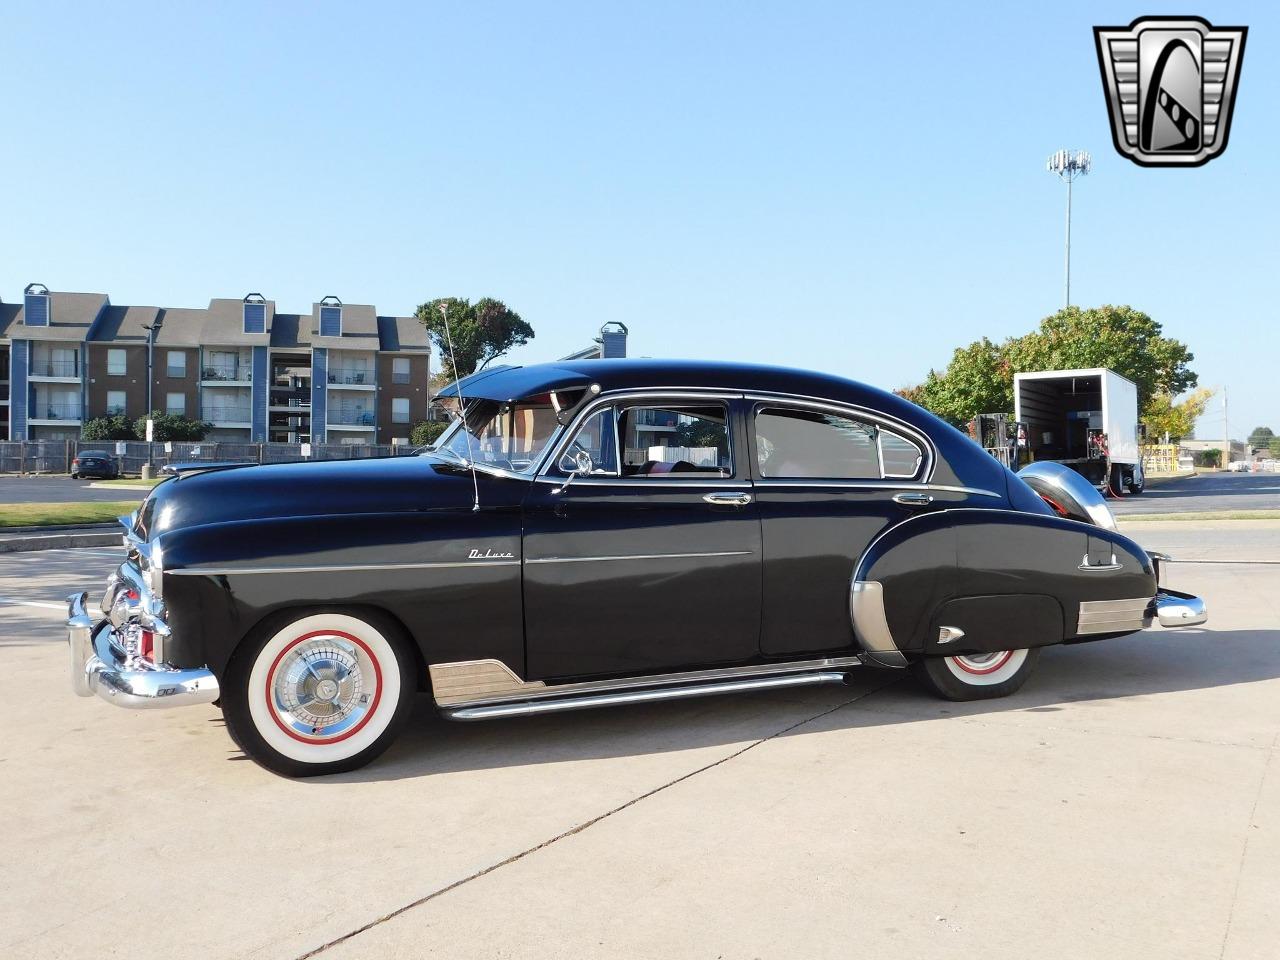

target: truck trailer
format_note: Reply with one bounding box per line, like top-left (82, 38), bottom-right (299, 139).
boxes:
top-left (1013, 368), bottom-right (1144, 495)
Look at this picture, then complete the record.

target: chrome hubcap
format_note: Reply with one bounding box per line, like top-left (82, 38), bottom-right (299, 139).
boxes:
top-left (271, 637), bottom-right (371, 739)
top-left (955, 652), bottom-right (1001, 667)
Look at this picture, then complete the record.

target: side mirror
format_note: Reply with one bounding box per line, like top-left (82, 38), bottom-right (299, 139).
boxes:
top-left (553, 448), bottom-right (593, 494)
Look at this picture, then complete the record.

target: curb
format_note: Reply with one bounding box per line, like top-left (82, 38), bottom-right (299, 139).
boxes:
top-left (1, 523), bottom-right (117, 535)
top-left (0, 530), bottom-right (122, 554)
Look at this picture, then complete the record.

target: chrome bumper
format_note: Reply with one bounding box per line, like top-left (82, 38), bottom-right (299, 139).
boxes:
top-left (1150, 589), bottom-right (1208, 628)
top-left (67, 592), bottom-right (219, 709)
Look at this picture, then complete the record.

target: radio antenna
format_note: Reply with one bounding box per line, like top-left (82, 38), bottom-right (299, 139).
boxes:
top-left (441, 301), bottom-right (480, 512)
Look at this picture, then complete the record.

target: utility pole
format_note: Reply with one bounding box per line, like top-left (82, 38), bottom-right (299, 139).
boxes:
top-left (1223, 385), bottom-right (1229, 468)
top-left (1046, 149), bottom-right (1092, 309)
top-left (141, 319), bottom-right (162, 478)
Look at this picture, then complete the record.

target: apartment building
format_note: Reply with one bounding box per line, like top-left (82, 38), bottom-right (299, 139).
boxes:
top-left (1, 285), bottom-right (431, 445)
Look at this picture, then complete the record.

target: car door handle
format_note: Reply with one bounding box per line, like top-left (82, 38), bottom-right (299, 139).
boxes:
top-left (1079, 553), bottom-right (1123, 572)
top-left (892, 492), bottom-right (934, 507)
top-left (703, 491), bottom-right (752, 506)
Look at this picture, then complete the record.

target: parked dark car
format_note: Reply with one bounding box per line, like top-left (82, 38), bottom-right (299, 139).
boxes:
top-left (67, 360), bottom-right (1206, 777)
top-left (69, 450), bottom-right (119, 480)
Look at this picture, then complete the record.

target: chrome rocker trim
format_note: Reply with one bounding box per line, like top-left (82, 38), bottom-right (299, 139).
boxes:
top-left (67, 592), bottom-right (219, 709)
top-left (431, 655), bottom-right (865, 720)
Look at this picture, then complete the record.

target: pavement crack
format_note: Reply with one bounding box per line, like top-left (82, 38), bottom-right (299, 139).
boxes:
top-left (1218, 731), bottom-right (1277, 959)
top-left (293, 675), bottom-right (903, 959)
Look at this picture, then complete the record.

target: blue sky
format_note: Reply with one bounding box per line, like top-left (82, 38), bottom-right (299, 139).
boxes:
top-left (3, 1), bottom-right (1274, 438)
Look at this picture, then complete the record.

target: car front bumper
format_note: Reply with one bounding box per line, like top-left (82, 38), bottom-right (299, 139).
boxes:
top-left (67, 591), bottom-right (219, 709)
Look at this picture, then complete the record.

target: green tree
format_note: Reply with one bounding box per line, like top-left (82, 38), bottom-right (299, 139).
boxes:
top-left (1269, 437), bottom-right (1280, 458)
top-left (415, 297), bottom-right (534, 380)
top-left (1142, 388), bottom-right (1214, 443)
top-left (1198, 448), bottom-right (1222, 468)
top-left (81, 414), bottom-right (136, 441)
top-left (1248, 426), bottom-right (1274, 452)
top-left (410, 420), bottom-right (448, 446)
top-left (899, 305), bottom-right (1198, 427)
top-left (134, 412), bottom-right (212, 442)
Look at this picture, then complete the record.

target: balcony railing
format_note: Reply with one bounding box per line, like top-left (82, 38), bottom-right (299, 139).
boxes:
top-left (205, 406), bottom-right (252, 423)
top-left (33, 402), bottom-right (83, 421)
top-left (633, 408), bottom-right (679, 428)
top-left (328, 407), bottom-right (375, 427)
top-left (202, 365), bottom-right (250, 382)
top-left (31, 359), bottom-right (79, 378)
top-left (328, 367), bottom-right (373, 385)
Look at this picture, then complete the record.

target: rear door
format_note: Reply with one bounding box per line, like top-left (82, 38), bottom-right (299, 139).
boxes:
top-left (747, 397), bottom-right (981, 657)
top-left (522, 393), bottom-right (762, 680)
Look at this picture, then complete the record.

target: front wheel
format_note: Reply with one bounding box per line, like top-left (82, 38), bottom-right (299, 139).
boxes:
top-left (911, 648), bottom-right (1040, 701)
top-left (222, 610), bottom-right (417, 777)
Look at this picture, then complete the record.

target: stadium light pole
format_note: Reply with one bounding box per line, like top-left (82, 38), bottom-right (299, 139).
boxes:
top-left (1046, 149), bottom-right (1092, 309)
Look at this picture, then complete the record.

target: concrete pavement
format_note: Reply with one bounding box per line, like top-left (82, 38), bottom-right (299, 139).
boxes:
top-left (2, 526), bottom-right (1277, 960)
top-left (0, 475), bottom-right (150, 504)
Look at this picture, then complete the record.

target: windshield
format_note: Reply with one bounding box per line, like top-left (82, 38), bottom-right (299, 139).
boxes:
top-left (429, 394), bottom-right (564, 475)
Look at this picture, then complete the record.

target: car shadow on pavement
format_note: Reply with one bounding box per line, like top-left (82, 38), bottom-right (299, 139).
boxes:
top-left (306, 627), bottom-right (1280, 784)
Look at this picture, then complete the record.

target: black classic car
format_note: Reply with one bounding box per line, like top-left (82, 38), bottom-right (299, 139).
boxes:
top-left (68, 360), bottom-right (1207, 777)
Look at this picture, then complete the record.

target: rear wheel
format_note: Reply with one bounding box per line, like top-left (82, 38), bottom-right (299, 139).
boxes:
top-left (222, 610), bottom-right (417, 777)
top-left (911, 648), bottom-right (1040, 701)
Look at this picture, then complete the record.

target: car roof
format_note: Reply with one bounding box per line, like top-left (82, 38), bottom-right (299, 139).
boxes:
top-left (455, 359), bottom-right (900, 410)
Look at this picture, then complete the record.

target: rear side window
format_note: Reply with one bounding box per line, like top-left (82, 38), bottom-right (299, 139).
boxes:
top-left (754, 407), bottom-right (923, 480)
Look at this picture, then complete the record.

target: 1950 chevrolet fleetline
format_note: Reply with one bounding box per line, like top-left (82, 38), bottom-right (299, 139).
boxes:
top-left (67, 360), bottom-right (1207, 777)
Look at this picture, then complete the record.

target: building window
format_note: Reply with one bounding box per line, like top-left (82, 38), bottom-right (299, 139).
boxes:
top-left (319, 305), bottom-right (342, 337)
top-left (167, 351), bottom-right (186, 378)
top-left (166, 393), bottom-right (185, 417)
top-left (106, 390), bottom-right (127, 415)
top-left (243, 300), bottom-right (267, 334)
top-left (392, 397), bottom-right (410, 424)
top-left (392, 357), bottom-right (411, 384)
top-left (107, 349), bottom-right (127, 376)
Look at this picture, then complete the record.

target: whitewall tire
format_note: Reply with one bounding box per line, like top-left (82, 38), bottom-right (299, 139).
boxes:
top-left (223, 610), bottom-right (417, 777)
top-left (912, 647), bottom-right (1040, 701)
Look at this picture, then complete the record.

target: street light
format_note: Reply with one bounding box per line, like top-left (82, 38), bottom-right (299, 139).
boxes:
top-left (1046, 149), bottom-right (1092, 309)
top-left (141, 318), bottom-right (163, 477)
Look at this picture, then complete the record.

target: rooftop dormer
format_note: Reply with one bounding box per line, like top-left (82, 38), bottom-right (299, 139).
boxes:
top-left (243, 293), bottom-right (267, 334)
top-left (24, 283), bottom-right (50, 327)
top-left (319, 296), bottom-right (343, 337)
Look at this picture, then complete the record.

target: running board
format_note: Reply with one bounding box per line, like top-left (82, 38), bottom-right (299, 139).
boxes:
top-left (441, 668), bottom-right (857, 722)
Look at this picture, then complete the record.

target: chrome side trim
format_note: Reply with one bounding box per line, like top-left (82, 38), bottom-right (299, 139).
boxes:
top-left (1076, 596), bottom-right (1154, 635)
top-left (753, 480), bottom-right (1000, 497)
top-left (429, 654), bottom-right (865, 709)
top-left (446, 671), bottom-right (852, 721)
top-left (525, 550), bottom-right (752, 565)
top-left (849, 580), bottom-right (907, 667)
top-left (168, 559), bottom-right (521, 576)
top-left (429, 659), bottom-right (545, 706)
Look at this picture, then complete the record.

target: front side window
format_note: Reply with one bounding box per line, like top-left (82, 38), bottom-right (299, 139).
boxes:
top-left (107, 349), bottom-right (126, 376)
top-left (755, 406), bottom-right (923, 480)
top-left (618, 402), bottom-right (732, 477)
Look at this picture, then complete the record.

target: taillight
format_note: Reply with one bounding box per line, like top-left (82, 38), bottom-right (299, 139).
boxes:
top-left (72, 458), bottom-right (80, 466)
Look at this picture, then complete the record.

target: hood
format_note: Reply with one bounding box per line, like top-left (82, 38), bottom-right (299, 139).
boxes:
top-left (136, 455), bottom-right (495, 539)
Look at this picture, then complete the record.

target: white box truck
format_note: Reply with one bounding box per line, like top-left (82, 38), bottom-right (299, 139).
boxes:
top-left (1013, 368), bottom-right (1144, 494)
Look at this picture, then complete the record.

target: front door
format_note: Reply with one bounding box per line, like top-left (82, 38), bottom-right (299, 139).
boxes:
top-left (522, 395), bottom-right (762, 681)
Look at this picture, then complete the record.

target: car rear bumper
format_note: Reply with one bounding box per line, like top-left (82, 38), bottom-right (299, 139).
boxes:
top-left (1150, 588), bottom-right (1208, 628)
top-left (67, 591), bottom-right (219, 709)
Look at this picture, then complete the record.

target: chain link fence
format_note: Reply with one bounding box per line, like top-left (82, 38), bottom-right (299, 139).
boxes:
top-left (0, 440), bottom-right (419, 476)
